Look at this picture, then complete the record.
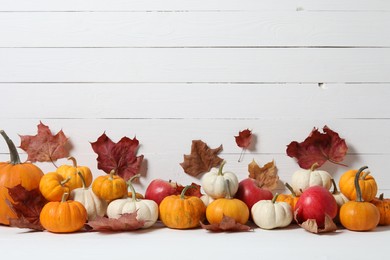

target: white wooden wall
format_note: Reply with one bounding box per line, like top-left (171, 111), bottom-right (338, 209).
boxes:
top-left (1, 0), bottom-right (390, 195)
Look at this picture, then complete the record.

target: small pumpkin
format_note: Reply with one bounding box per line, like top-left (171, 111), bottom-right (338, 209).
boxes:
top-left (339, 166), bottom-right (380, 231)
top-left (0, 130), bottom-right (44, 225)
top-left (291, 163), bottom-right (332, 196)
top-left (40, 192), bottom-right (87, 233)
top-left (201, 161), bottom-right (239, 199)
top-left (159, 185), bottom-right (206, 229)
top-left (251, 193), bottom-right (293, 230)
top-left (56, 157), bottom-right (93, 191)
top-left (275, 182), bottom-right (299, 212)
top-left (371, 193), bottom-right (390, 226)
top-left (339, 166), bottom-right (377, 202)
top-left (107, 175), bottom-right (158, 228)
top-left (39, 172), bottom-right (71, 201)
top-left (92, 170), bottom-right (127, 201)
top-left (200, 194), bottom-right (215, 206)
top-left (206, 179), bottom-right (249, 225)
top-left (70, 171), bottom-right (107, 220)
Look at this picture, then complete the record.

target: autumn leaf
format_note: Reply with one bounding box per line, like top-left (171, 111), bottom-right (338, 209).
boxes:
top-left (286, 125), bottom-right (348, 169)
top-left (6, 185), bottom-right (47, 231)
top-left (87, 213), bottom-right (145, 232)
top-left (235, 129), bottom-right (252, 162)
top-left (248, 159), bottom-right (279, 191)
top-left (295, 213), bottom-right (337, 234)
top-left (176, 182), bottom-right (203, 198)
top-left (91, 133), bottom-right (144, 181)
top-left (180, 140), bottom-right (223, 177)
top-left (19, 121), bottom-right (70, 163)
top-left (200, 216), bottom-right (252, 232)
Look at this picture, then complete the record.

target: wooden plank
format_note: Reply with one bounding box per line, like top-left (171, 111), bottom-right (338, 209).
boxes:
top-left (1, 48), bottom-right (389, 83)
top-left (0, 0), bottom-right (389, 11)
top-left (1, 84), bottom-right (389, 119)
top-left (1, 12), bottom-right (389, 47)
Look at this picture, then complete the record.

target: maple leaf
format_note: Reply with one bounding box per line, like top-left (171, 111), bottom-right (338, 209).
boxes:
top-left (19, 121), bottom-right (70, 163)
top-left (176, 182), bottom-right (203, 198)
top-left (294, 212), bottom-right (337, 234)
top-left (235, 129), bottom-right (253, 162)
top-left (180, 140), bottom-right (223, 177)
top-left (6, 185), bottom-right (47, 231)
top-left (200, 216), bottom-right (252, 232)
top-left (248, 159), bottom-right (279, 191)
top-left (87, 213), bottom-right (145, 232)
top-left (286, 125), bottom-right (348, 169)
top-left (90, 133), bottom-right (144, 181)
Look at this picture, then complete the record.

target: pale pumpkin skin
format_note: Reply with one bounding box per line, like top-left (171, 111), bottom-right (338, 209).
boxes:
top-left (291, 163), bottom-right (332, 196)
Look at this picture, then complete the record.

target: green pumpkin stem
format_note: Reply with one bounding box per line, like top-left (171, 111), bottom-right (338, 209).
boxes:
top-left (109, 170), bottom-right (115, 180)
top-left (127, 174), bottom-right (141, 201)
top-left (180, 185), bottom-right (195, 200)
top-left (68, 156), bottom-right (78, 167)
top-left (217, 160), bottom-right (226, 176)
top-left (0, 130), bottom-right (21, 165)
top-left (310, 162), bottom-right (320, 172)
top-left (354, 166), bottom-right (369, 202)
top-left (61, 177), bottom-right (71, 186)
top-left (285, 183), bottom-right (297, 197)
top-left (77, 171), bottom-right (87, 189)
top-left (272, 193), bottom-right (279, 203)
top-left (331, 179), bottom-right (339, 194)
top-left (61, 192), bottom-right (69, 202)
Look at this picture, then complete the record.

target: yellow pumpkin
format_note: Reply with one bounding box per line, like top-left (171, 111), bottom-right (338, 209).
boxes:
top-left (39, 172), bottom-right (70, 201)
top-left (92, 170), bottom-right (127, 201)
top-left (339, 166), bottom-right (377, 202)
top-left (56, 157), bottom-right (93, 190)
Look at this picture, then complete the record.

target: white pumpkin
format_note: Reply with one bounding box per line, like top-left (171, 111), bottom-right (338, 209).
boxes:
top-left (201, 161), bottom-right (239, 199)
top-left (107, 182), bottom-right (158, 228)
top-left (331, 179), bottom-right (349, 207)
top-left (200, 194), bottom-right (215, 206)
top-left (291, 163), bottom-right (332, 196)
top-left (251, 194), bottom-right (293, 230)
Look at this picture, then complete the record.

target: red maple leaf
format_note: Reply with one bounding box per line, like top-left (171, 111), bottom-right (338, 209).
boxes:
top-left (286, 125), bottom-right (348, 169)
top-left (90, 132), bottom-right (144, 181)
top-left (176, 182), bottom-right (203, 198)
top-left (19, 121), bottom-right (70, 163)
top-left (235, 129), bottom-right (252, 148)
top-left (200, 216), bottom-right (252, 232)
top-left (87, 213), bottom-right (145, 232)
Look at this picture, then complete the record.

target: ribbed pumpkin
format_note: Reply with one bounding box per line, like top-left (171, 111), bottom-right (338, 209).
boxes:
top-left (40, 192), bottom-right (87, 233)
top-left (339, 166), bottom-right (377, 202)
top-left (371, 194), bottom-right (390, 226)
top-left (39, 172), bottom-right (71, 201)
top-left (92, 170), bottom-right (127, 201)
top-left (275, 183), bottom-right (299, 213)
top-left (339, 168), bottom-right (380, 231)
top-left (0, 130), bottom-right (44, 225)
top-left (159, 185), bottom-right (206, 229)
top-left (56, 157), bottom-right (93, 191)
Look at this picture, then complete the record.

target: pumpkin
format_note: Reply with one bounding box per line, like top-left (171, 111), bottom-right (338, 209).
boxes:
top-left (201, 161), bottom-right (239, 199)
top-left (275, 182), bottom-right (299, 212)
top-left (206, 179), bottom-right (249, 225)
top-left (159, 185), bottom-right (206, 229)
top-left (251, 193), bottom-right (293, 229)
top-left (339, 167), bottom-right (380, 231)
top-left (92, 170), bottom-right (127, 201)
top-left (371, 193), bottom-right (390, 226)
top-left (0, 130), bottom-right (44, 225)
top-left (56, 157), bottom-right (93, 191)
top-left (200, 194), bottom-right (215, 206)
top-left (107, 177), bottom-right (158, 228)
top-left (330, 178), bottom-right (349, 223)
top-left (39, 172), bottom-right (71, 201)
top-left (70, 171), bottom-right (107, 220)
top-left (339, 166), bottom-right (377, 202)
top-left (291, 163), bottom-right (332, 196)
top-left (40, 192), bottom-right (87, 233)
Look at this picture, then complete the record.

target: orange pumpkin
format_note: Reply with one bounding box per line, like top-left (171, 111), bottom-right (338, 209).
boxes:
top-left (92, 170), bottom-right (127, 201)
top-left (276, 183), bottom-right (299, 212)
top-left (40, 192), bottom-right (87, 233)
top-left (39, 172), bottom-right (71, 201)
top-left (339, 168), bottom-right (380, 231)
top-left (56, 157), bottom-right (93, 190)
top-left (159, 185), bottom-right (206, 229)
top-left (0, 130), bottom-right (44, 225)
top-left (339, 166), bottom-right (377, 202)
top-left (371, 193), bottom-right (390, 226)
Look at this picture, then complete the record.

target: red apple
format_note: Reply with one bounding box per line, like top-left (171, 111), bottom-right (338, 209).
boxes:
top-left (235, 178), bottom-right (273, 209)
top-left (295, 185), bottom-right (337, 228)
top-left (144, 179), bottom-right (179, 205)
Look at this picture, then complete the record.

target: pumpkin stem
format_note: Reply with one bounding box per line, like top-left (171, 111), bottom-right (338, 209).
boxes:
top-left (128, 174), bottom-right (140, 184)
top-left (379, 193), bottom-right (384, 200)
top-left (77, 171), bottom-right (87, 189)
top-left (225, 179), bottom-right (233, 199)
top-left (61, 177), bottom-right (71, 186)
top-left (67, 156), bottom-right (78, 167)
top-left (127, 174), bottom-right (141, 201)
top-left (285, 183), bottom-right (297, 197)
top-left (217, 160), bottom-right (226, 176)
top-left (310, 162), bottom-right (319, 172)
top-left (61, 192), bottom-right (69, 202)
top-left (272, 193), bottom-right (279, 203)
top-left (360, 170), bottom-right (371, 180)
top-left (331, 179), bottom-right (339, 194)
top-left (109, 170), bottom-right (115, 180)
top-left (354, 166), bottom-right (368, 202)
top-left (180, 185), bottom-right (195, 200)
top-left (0, 130), bottom-right (21, 165)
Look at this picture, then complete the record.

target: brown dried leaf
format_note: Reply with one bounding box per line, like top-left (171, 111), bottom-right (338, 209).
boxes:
top-left (295, 213), bottom-right (337, 234)
top-left (87, 212), bottom-right (145, 232)
top-left (248, 159), bottom-right (279, 191)
top-left (200, 216), bottom-right (251, 232)
top-left (180, 140), bottom-right (223, 177)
